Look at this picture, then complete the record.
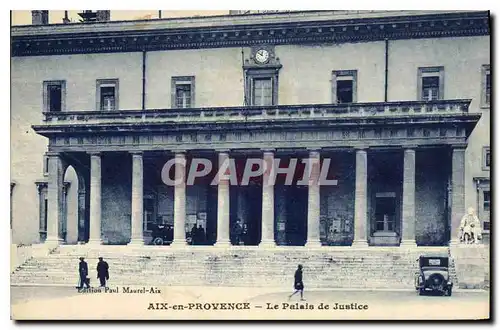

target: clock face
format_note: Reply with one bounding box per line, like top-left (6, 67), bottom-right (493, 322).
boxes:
top-left (255, 49), bottom-right (270, 63)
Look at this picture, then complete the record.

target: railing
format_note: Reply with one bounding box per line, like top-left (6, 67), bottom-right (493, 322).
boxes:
top-left (42, 99), bottom-right (471, 125)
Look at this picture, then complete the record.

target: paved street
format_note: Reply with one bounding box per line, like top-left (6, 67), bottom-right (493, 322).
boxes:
top-left (11, 285), bottom-right (489, 320)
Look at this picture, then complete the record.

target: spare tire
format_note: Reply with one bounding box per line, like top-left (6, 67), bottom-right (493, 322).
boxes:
top-left (153, 237), bottom-right (164, 245)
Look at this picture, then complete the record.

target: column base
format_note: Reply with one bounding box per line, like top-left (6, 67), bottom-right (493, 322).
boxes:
top-left (214, 240), bottom-right (231, 248)
top-left (128, 239), bottom-right (145, 246)
top-left (87, 238), bottom-right (103, 245)
top-left (400, 240), bottom-right (417, 247)
top-left (44, 237), bottom-right (63, 245)
top-left (259, 240), bottom-right (276, 248)
top-left (170, 239), bottom-right (188, 248)
top-left (351, 240), bottom-right (369, 247)
top-left (305, 240), bottom-right (322, 248)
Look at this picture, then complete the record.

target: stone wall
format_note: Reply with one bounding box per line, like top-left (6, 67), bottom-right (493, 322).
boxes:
top-left (415, 148), bottom-right (449, 245)
top-left (101, 153), bottom-right (132, 244)
top-left (320, 152), bottom-right (355, 245)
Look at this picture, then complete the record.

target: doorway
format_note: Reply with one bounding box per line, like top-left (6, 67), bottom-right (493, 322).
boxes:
top-left (285, 185), bottom-right (307, 246)
top-left (374, 196), bottom-right (396, 232)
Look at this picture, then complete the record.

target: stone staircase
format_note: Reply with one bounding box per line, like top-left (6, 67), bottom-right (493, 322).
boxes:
top-left (11, 245), bottom-right (455, 289)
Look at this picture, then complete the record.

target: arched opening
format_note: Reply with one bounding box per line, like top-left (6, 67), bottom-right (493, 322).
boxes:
top-left (61, 153), bottom-right (90, 244)
top-left (63, 165), bottom-right (79, 244)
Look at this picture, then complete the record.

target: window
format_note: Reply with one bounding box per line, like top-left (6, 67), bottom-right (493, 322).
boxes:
top-left (417, 67), bottom-right (444, 101)
top-left (43, 80), bottom-right (66, 112)
top-left (43, 153), bottom-right (49, 176)
top-left (252, 78), bottom-right (273, 106)
top-left (474, 177), bottom-right (490, 234)
top-left (481, 64), bottom-right (491, 108)
top-left (483, 147), bottom-right (490, 170)
top-left (245, 70), bottom-right (279, 106)
top-left (332, 70), bottom-right (357, 104)
top-left (171, 76), bottom-right (195, 109)
top-left (96, 79), bottom-right (119, 111)
top-left (483, 190), bottom-right (490, 231)
top-left (484, 191), bottom-right (490, 212)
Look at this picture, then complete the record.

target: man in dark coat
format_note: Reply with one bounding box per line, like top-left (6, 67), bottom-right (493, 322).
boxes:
top-left (197, 224), bottom-right (206, 245)
top-left (96, 257), bottom-right (109, 287)
top-left (77, 257), bottom-right (90, 289)
top-left (191, 224), bottom-right (198, 245)
top-left (289, 264), bottom-right (305, 301)
top-left (232, 220), bottom-right (243, 245)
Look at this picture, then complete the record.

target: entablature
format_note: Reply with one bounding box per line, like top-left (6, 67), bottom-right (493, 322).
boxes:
top-left (31, 100), bottom-right (481, 154)
top-left (11, 11), bottom-right (489, 57)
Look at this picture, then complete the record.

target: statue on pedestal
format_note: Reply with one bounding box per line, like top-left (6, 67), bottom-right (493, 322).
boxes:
top-left (459, 207), bottom-right (482, 244)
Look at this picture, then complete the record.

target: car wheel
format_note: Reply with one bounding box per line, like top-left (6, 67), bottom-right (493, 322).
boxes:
top-left (418, 288), bottom-right (425, 296)
top-left (153, 237), bottom-right (164, 245)
top-left (444, 287), bottom-right (452, 297)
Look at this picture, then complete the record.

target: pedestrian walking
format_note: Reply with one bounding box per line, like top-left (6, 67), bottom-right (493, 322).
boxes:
top-left (96, 257), bottom-right (109, 287)
top-left (289, 264), bottom-right (305, 301)
top-left (77, 257), bottom-right (90, 289)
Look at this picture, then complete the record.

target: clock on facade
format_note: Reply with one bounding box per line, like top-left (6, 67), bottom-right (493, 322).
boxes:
top-left (255, 49), bottom-right (270, 64)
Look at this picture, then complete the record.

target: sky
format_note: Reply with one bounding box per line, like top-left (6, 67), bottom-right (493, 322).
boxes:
top-left (11, 10), bottom-right (231, 25)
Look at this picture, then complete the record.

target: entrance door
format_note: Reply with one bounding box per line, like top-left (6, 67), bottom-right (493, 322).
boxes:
top-left (374, 196), bottom-right (396, 231)
top-left (286, 186), bottom-right (307, 246)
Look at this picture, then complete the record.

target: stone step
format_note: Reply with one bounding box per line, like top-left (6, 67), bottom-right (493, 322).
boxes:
top-left (11, 245), bottom-right (444, 289)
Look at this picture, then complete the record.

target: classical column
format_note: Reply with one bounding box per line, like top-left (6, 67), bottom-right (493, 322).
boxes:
top-left (450, 146), bottom-right (466, 245)
top-left (46, 152), bottom-right (64, 244)
top-left (305, 150), bottom-right (321, 247)
top-left (129, 151), bottom-right (144, 245)
top-left (77, 188), bottom-right (86, 243)
top-left (171, 152), bottom-right (187, 247)
top-left (401, 148), bottom-right (417, 246)
top-left (215, 151), bottom-right (231, 247)
top-left (61, 182), bottom-right (70, 242)
top-left (88, 152), bottom-right (102, 244)
top-left (352, 148), bottom-right (368, 246)
top-left (260, 150), bottom-right (276, 247)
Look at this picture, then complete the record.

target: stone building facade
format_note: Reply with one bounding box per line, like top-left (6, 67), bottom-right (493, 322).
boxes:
top-left (10, 10), bottom-right (490, 247)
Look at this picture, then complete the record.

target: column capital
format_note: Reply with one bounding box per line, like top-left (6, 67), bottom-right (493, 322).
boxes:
top-left (88, 151), bottom-right (102, 157)
top-left (174, 152), bottom-right (187, 160)
top-left (261, 148), bottom-right (275, 153)
top-left (353, 146), bottom-right (369, 152)
top-left (130, 151), bottom-right (144, 156)
top-left (307, 149), bottom-right (321, 158)
top-left (403, 145), bottom-right (419, 151)
top-left (45, 151), bottom-right (62, 157)
top-left (404, 148), bottom-right (417, 154)
top-left (172, 149), bottom-right (187, 154)
top-left (214, 148), bottom-right (231, 154)
top-left (354, 148), bottom-right (368, 155)
top-left (451, 143), bottom-right (468, 151)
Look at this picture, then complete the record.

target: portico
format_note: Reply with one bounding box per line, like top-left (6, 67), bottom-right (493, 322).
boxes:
top-left (33, 100), bottom-right (479, 248)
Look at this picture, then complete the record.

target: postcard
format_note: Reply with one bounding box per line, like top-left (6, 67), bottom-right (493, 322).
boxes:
top-left (10, 9), bottom-right (490, 320)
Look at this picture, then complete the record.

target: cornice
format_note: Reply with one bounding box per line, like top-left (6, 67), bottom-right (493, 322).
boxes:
top-left (11, 11), bottom-right (490, 57)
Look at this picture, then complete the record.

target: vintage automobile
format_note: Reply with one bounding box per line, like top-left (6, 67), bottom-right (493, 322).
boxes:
top-left (415, 254), bottom-right (453, 296)
top-left (150, 223), bottom-right (174, 245)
